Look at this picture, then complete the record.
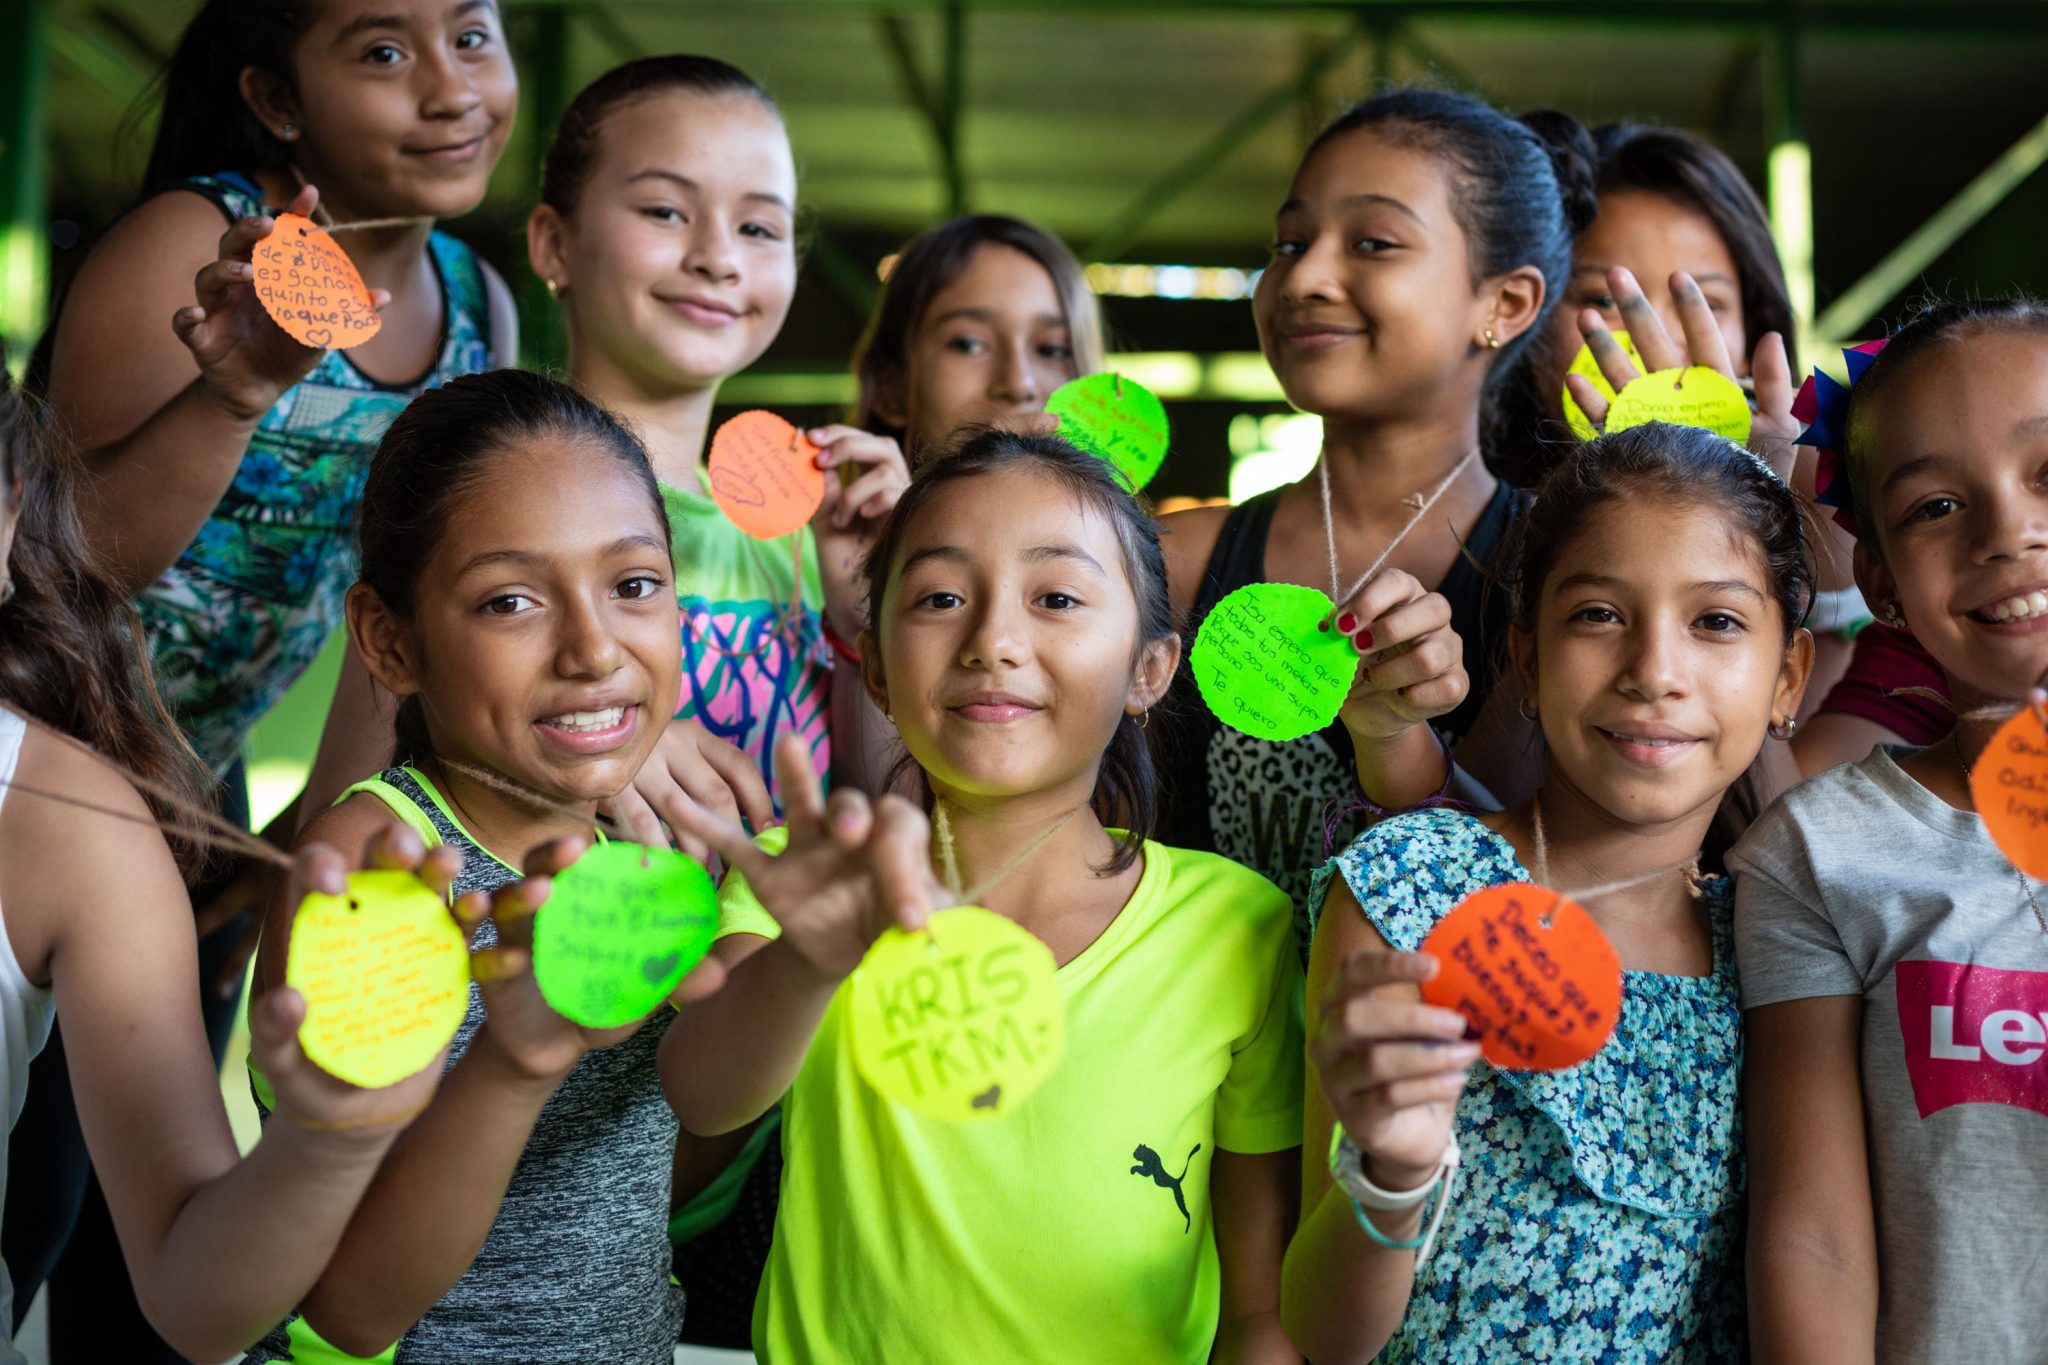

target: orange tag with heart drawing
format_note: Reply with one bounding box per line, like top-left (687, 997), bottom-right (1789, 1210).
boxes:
top-left (250, 213), bottom-right (381, 350)
top-left (1417, 882), bottom-right (1623, 1072)
top-left (1972, 706), bottom-right (2048, 881)
top-left (708, 410), bottom-right (824, 540)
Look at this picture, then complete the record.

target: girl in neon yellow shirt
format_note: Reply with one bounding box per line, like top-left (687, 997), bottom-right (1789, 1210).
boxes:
top-left (665, 429), bottom-right (1308, 1364)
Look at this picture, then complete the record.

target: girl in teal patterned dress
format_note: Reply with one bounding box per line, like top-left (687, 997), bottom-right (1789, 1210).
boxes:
top-left (1283, 424), bottom-right (1817, 1363)
top-left (20, 3), bottom-right (517, 1357)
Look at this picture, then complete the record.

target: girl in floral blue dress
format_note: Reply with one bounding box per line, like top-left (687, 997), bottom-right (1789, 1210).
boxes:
top-left (1283, 422), bottom-right (1817, 1363)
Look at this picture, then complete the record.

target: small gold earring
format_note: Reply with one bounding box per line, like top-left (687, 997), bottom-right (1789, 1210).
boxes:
top-left (1484, 327), bottom-right (1501, 349)
top-left (544, 278), bottom-right (561, 299)
top-left (1136, 710), bottom-right (1149, 730)
top-left (1883, 602), bottom-right (1906, 629)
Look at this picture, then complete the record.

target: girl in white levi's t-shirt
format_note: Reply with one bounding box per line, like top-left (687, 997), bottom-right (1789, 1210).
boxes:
top-left (1734, 301), bottom-right (2048, 1365)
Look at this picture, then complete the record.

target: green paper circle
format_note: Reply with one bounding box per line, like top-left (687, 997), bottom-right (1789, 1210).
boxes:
top-left (1045, 373), bottom-right (1170, 489)
top-left (1190, 582), bottom-right (1358, 742)
top-left (1603, 365), bottom-right (1754, 444)
top-left (532, 843), bottom-right (720, 1029)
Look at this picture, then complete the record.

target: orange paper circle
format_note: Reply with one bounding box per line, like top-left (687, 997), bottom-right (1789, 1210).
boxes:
top-left (707, 410), bottom-right (825, 540)
top-left (1972, 707), bottom-right (2048, 881)
top-left (1417, 882), bottom-right (1623, 1072)
top-left (250, 213), bottom-right (382, 350)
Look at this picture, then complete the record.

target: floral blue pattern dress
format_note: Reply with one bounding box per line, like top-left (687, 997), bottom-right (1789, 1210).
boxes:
top-left (1311, 807), bottom-right (1744, 1364)
top-left (134, 172), bottom-right (496, 773)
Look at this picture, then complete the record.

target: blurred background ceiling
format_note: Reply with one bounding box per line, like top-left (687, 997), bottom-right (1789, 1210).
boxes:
top-left (10, 0), bottom-right (2048, 500)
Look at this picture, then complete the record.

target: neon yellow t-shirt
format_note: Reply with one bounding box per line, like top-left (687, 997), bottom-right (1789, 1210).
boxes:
top-left (717, 833), bottom-right (1305, 1364)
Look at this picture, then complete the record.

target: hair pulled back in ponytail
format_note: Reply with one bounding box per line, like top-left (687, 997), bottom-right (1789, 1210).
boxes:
top-left (355, 370), bottom-right (667, 769)
top-left (1306, 89), bottom-right (1588, 379)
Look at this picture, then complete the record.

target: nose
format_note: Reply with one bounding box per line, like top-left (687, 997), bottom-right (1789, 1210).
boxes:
top-left (959, 593), bottom-right (1027, 672)
top-left (1971, 477), bottom-right (2048, 566)
top-left (990, 338), bottom-right (1041, 406)
top-left (1276, 233), bottom-right (1343, 307)
top-left (684, 216), bottom-right (741, 285)
top-left (555, 593), bottom-right (625, 680)
top-left (1616, 615), bottom-right (1688, 705)
top-left (417, 44), bottom-right (483, 122)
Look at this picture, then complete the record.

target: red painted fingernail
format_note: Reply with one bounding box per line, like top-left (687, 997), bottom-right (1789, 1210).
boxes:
top-left (1335, 612), bottom-right (1357, 634)
top-left (1355, 628), bottom-right (1374, 650)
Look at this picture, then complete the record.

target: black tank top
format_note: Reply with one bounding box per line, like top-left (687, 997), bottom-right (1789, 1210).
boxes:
top-left (1155, 480), bottom-right (1521, 929)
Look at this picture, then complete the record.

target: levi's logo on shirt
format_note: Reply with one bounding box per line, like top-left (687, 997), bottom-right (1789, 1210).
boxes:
top-left (1896, 960), bottom-right (2048, 1119)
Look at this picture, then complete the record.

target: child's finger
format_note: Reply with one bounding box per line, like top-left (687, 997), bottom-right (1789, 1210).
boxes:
top-left (287, 183), bottom-right (320, 219)
top-left (1332, 947), bottom-right (1441, 998)
top-left (1368, 1070), bottom-right (1473, 1114)
top-left (1358, 592), bottom-right (1451, 659)
top-left (772, 734), bottom-right (826, 842)
top-left (519, 835), bottom-right (588, 881)
top-left (1365, 634), bottom-right (1461, 695)
top-left (1672, 272), bottom-right (1734, 375)
top-left (1577, 311), bottom-right (1644, 395)
top-left (245, 985), bottom-right (308, 1073)
top-left (220, 212), bottom-right (277, 264)
top-left (1607, 267), bottom-right (1685, 372)
top-left (192, 258), bottom-right (254, 313)
top-left (1563, 372), bottom-right (1611, 429)
top-left (660, 792), bottom-right (766, 880)
top-left (289, 841), bottom-right (350, 901)
top-left (1750, 331), bottom-right (1795, 424)
top-left (1332, 569), bottom-right (1424, 643)
top-left (834, 468), bottom-right (903, 527)
top-left (822, 787), bottom-right (875, 851)
top-left (868, 795), bottom-right (936, 931)
top-left (605, 784), bottom-right (669, 849)
top-left (1317, 1040), bottom-right (1481, 1096)
top-left (361, 821), bottom-right (428, 874)
top-left (694, 732), bottom-right (777, 831)
top-left (471, 945), bottom-right (531, 986)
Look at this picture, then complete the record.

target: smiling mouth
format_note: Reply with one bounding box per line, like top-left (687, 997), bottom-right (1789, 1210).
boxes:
top-left (1971, 590), bottom-right (2048, 624)
top-left (540, 706), bottom-right (626, 733)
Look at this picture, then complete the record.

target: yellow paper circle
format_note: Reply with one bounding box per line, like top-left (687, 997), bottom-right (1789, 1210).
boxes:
top-left (1561, 330), bottom-right (1644, 439)
top-left (849, 906), bottom-right (1064, 1122)
top-left (286, 869), bottom-right (469, 1089)
top-left (1603, 365), bottom-right (1754, 444)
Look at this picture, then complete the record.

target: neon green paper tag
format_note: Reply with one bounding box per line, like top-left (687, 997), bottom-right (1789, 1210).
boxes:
top-left (1604, 365), bottom-right (1753, 444)
top-left (1046, 373), bottom-right (1170, 489)
top-left (1189, 582), bottom-right (1358, 742)
top-left (286, 869), bottom-right (469, 1089)
top-left (532, 843), bottom-right (719, 1029)
top-left (849, 906), bottom-right (1065, 1122)
top-left (1562, 329), bottom-right (1645, 439)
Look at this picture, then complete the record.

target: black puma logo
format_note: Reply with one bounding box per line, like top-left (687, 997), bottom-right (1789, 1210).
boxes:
top-left (1130, 1142), bottom-right (1201, 1232)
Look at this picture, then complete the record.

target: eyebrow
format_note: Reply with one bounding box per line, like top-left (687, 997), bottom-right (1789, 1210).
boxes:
top-left (1554, 571), bottom-right (1764, 603)
top-left (898, 542), bottom-right (1106, 575)
top-left (626, 169), bottom-right (791, 211)
top-left (456, 534), bottom-right (668, 578)
top-left (1877, 455), bottom-right (1952, 498)
top-left (1276, 192), bottom-right (1425, 226)
top-left (927, 306), bottom-right (1070, 330)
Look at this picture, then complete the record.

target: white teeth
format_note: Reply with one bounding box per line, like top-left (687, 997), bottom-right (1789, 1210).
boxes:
top-left (1982, 592), bottom-right (2048, 623)
top-left (544, 706), bottom-right (625, 732)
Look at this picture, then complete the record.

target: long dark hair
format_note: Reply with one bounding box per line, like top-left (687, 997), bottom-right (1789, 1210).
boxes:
top-left (1843, 296), bottom-right (2048, 541)
top-left (541, 54), bottom-right (778, 218)
top-left (1306, 89), bottom-right (1595, 381)
top-left (1493, 114), bottom-right (1796, 487)
top-left (0, 371), bottom-right (213, 876)
top-left (851, 216), bottom-right (1107, 462)
top-left (860, 429), bottom-right (1174, 873)
top-left (355, 370), bottom-right (667, 768)
top-left (141, 0), bottom-right (316, 195)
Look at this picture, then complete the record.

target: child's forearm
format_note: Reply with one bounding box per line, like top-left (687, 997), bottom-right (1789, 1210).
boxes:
top-left (661, 939), bottom-right (841, 1135)
top-left (129, 1121), bottom-right (396, 1363)
top-left (1280, 1183), bottom-right (1424, 1365)
top-left (1349, 724), bottom-right (1450, 813)
top-left (295, 1032), bottom-right (566, 1356)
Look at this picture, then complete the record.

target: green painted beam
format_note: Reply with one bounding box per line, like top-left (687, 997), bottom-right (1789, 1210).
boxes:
top-left (1765, 18), bottom-right (1813, 363)
top-left (1083, 22), bottom-right (1362, 261)
top-left (516, 6), bottom-right (573, 372)
top-left (876, 6), bottom-right (969, 219)
top-left (1813, 108), bottom-right (2048, 348)
top-left (1, 0), bottom-right (52, 377)
top-left (48, 18), bottom-right (148, 104)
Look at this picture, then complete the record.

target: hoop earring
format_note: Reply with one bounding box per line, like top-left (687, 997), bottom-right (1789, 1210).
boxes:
top-left (1517, 697), bottom-right (1538, 721)
top-left (0, 578), bottom-right (14, 606)
top-left (1768, 717), bottom-right (1800, 741)
top-left (1135, 709), bottom-right (1150, 731)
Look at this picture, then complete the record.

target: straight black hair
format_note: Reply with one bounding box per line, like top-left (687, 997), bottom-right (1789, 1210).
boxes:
top-left (356, 369), bottom-right (668, 768)
top-left (142, 0), bottom-right (315, 195)
top-left (1307, 89), bottom-right (1596, 380)
top-left (1492, 113), bottom-right (1797, 486)
top-left (859, 428), bottom-right (1175, 874)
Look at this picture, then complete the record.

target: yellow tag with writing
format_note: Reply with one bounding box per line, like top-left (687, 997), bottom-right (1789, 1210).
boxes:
top-left (286, 869), bottom-right (469, 1089)
top-left (1562, 330), bottom-right (1645, 439)
top-left (1603, 365), bottom-right (1754, 444)
top-left (848, 906), bottom-right (1064, 1122)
